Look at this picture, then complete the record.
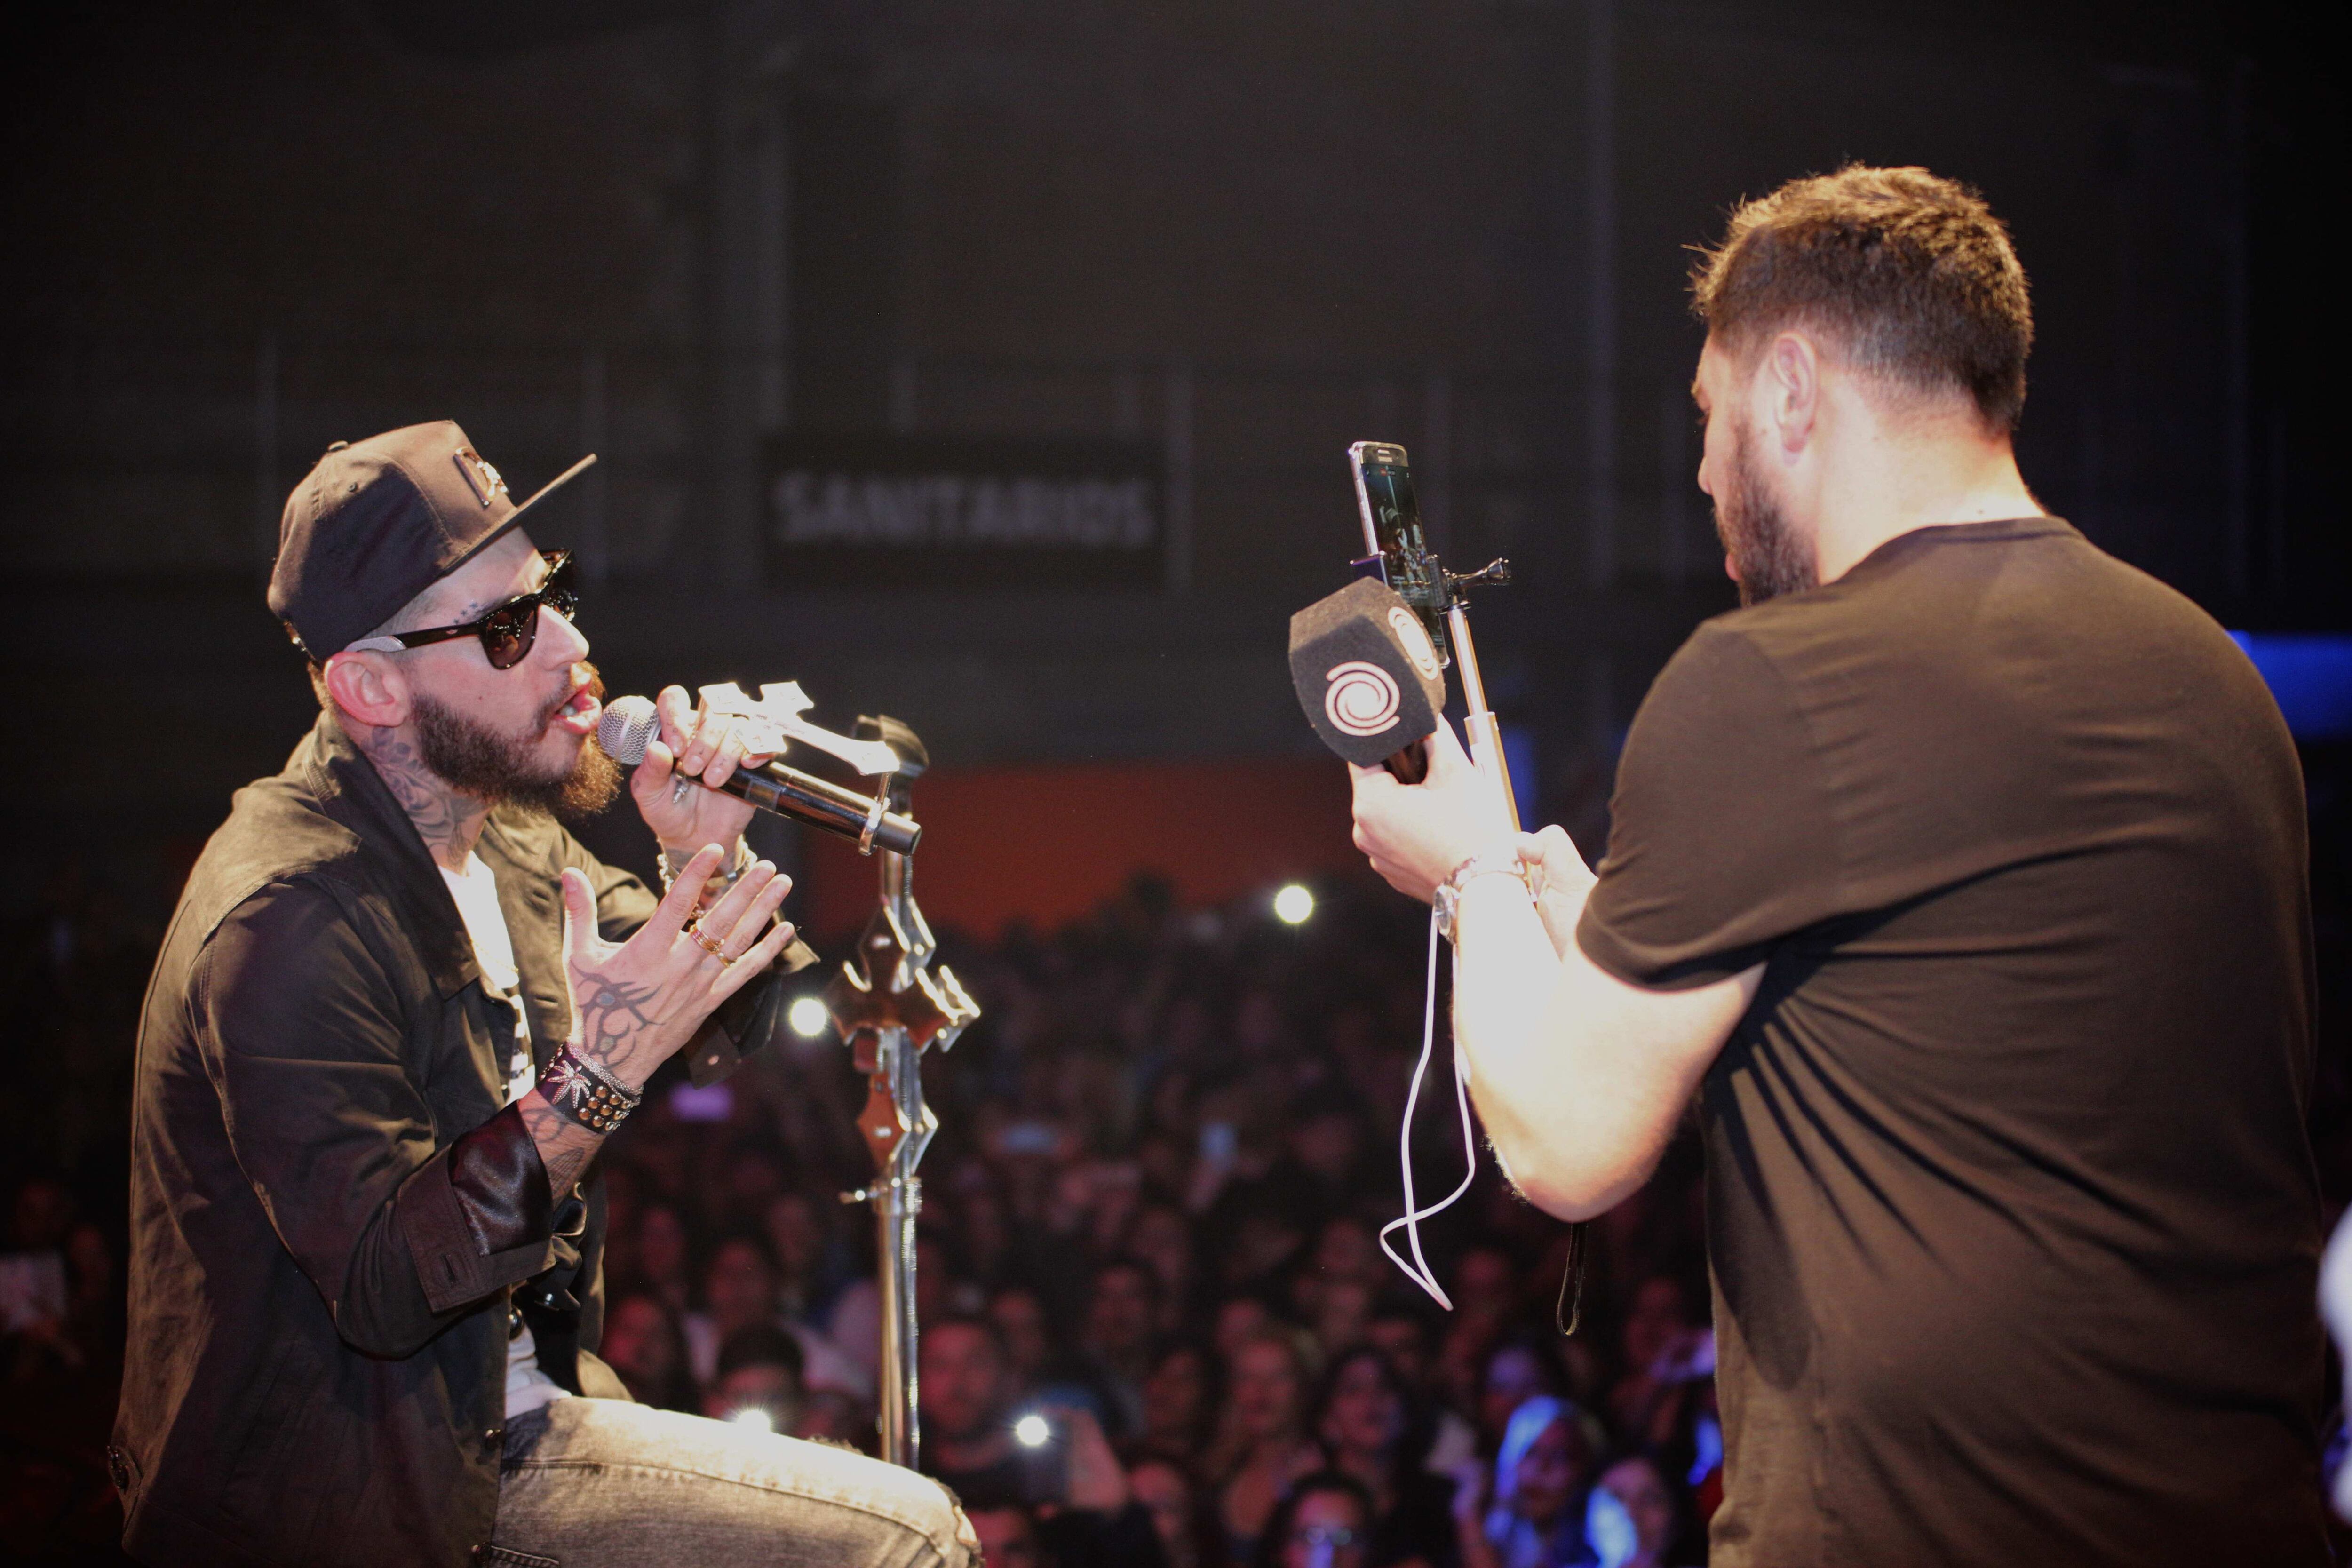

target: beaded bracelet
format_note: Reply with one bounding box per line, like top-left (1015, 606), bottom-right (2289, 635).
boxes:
top-left (537, 1043), bottom-right (643, 1135)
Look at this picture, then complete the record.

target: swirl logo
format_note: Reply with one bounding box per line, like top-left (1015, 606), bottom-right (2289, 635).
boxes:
top-left (1388, 607), bottom-right (1442, 680)
top-left (1325, 661), bottom-right (1401, 737)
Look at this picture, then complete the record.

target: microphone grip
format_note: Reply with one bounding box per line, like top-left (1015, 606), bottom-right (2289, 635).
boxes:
top-left (1383, 739), bottom-right (1429, 785)
top-left (712, 761), bottom-right (923, 855)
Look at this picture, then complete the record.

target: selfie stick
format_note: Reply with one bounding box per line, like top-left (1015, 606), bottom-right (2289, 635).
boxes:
top-left (824, 717), bottom-right (980, 1468)
top-left (1347, 442), bottom-right (1588, 1335)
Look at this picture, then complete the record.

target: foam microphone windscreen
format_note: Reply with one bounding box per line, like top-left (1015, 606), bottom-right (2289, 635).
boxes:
top-left (1288, 577), bottom-right (1449, 767)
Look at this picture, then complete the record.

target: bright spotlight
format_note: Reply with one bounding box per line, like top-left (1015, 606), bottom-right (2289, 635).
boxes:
top-left (729, 1407), bottom-right (774, 1433)
top-left (788, 996), bottom-right (831, 1038)
top-left (1013, 1413), bottom-right (1051, 1449)
top-left (1273, 883), bottom-right (1315, 925)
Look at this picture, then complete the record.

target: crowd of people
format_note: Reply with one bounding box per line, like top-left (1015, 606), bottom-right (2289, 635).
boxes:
top-left (3, 732), bottom-right (2348, 1565)
top-left (578, 867), bottom-right (1722, 1568)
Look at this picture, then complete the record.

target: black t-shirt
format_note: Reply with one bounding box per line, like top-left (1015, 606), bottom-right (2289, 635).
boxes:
top-left (1577, 518), bottom-right (2328, 1567)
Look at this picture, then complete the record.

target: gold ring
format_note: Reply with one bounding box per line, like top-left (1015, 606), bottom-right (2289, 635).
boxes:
top-left (686, 922), bottom-right (732, 964)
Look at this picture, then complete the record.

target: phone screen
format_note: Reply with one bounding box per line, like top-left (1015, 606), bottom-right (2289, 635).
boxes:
top-left (1351, 441), bottom-right (1451, 667)
top-left (1352, 442), bottom-right (1428, 564)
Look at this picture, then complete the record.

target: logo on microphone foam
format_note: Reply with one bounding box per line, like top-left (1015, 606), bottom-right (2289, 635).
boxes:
top-left (1325, 661), bottom-right (1402, 737)
top-left (1388, 607), bottom-right (1442, 680)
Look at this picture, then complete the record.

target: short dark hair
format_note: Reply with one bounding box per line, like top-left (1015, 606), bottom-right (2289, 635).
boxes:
top-left (1252, 1470), bottom-right (1377, 1568)
top-left (715, 1323), bottom-right (805, 1384)
top-left (927, 1311), bottom-right (1008, 1363)
top-left (1691, 165), bottom-right (2033, 433)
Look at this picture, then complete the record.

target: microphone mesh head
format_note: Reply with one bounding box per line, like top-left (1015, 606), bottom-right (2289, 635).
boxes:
top-left (596, 695), bottom-right (660, 765)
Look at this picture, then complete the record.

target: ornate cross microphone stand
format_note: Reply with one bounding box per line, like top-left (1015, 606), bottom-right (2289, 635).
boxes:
top-left (821, 716), bottom-right (979, 1468)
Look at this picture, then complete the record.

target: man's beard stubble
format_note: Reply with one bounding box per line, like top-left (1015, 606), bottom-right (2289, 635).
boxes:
top-left (1715, 421), bottom-right (1818, 608)
top-left (412, 669), bottom-right (622, 821)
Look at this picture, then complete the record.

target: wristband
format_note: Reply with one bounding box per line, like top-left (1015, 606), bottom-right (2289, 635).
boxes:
top-left (1433, 847), bottom-right (1529, 942)
top-left (538, 1043), bottom-right (644, 1134)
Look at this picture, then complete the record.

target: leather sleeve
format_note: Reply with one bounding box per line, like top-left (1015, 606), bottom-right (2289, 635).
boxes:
top-left (443, 1102), bottom-right (553, 1258)
top-left (198, 880), bottom-right (559, 1351)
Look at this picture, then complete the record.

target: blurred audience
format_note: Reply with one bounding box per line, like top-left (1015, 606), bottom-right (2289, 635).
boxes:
top-left (1254, 1470), bottom-right (1376, 1568)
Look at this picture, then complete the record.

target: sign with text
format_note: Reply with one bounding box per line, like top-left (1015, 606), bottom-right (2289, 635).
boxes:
top-left (764, 434), bottom-right (1163, 588)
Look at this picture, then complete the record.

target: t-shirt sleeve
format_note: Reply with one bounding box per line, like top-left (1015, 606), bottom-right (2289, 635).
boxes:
top-left (1576, 622), bottom-right (1843, 988)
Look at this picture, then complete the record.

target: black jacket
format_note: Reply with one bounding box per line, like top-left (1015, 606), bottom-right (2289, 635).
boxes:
top-left (110, 711), bottom-right (771, 1566)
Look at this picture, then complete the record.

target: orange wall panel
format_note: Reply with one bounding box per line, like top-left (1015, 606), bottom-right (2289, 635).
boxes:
top-left (798, 756), bottom-right (1359, 940)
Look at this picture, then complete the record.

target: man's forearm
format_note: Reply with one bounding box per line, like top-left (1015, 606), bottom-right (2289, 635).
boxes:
top-left (1451, 876), bottom-right (1756, 1219)
top-left (518, 1088), bottom-right (608, 1199)
top-left (1449, 876), bottom-right (1588, 1210)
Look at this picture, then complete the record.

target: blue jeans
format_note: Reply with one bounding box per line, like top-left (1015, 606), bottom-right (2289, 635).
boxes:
top-left (488, 1399), bottom-right (975, 1567)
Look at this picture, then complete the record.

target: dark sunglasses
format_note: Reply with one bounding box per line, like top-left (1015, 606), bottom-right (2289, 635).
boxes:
top-left (345, 551), bottom-right (577, 670)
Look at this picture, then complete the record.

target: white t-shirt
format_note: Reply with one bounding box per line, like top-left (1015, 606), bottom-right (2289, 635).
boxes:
top-left (440, 852), bottom-right (568, 1420)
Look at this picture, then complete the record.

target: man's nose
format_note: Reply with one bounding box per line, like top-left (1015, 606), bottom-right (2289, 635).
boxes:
top-left (538, 602), bottom-right (590, 664)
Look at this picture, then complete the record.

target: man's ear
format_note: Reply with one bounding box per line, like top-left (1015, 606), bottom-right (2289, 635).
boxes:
top-left (1761, 330), bottom-right (1822, 457)
top-left (322, 651), bottom-right (412, 730)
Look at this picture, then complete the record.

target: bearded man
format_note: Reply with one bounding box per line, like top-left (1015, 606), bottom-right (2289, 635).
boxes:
top-left (111, 423), bottom-right (975, 1568)
top-left (1351, 167), bottom-right (2328, 1564)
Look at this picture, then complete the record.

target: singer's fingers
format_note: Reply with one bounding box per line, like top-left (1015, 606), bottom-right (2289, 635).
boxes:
top-left (632, 737), bottom-right (677, 798)
top-left (709, 916), bottom-right (799, 1001)
top-left (655, 684), bottom-right (701, 766)
top-left (698, 859), bottom-right (780, 945)
top-left (650, 844), bottom-right (725, 937)
top-left (557, 868), bottom-right (598, 959)
top-left (699, 721), bottom-right (749, 788)
top-left (715, 873), bottom-right (794, 960)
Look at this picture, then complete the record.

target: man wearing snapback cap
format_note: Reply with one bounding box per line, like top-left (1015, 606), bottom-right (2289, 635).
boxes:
top-left (111, 422), bottom-right (977, 1567)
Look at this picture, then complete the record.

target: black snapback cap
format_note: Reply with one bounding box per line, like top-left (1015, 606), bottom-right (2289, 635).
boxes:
top-left (268, 420), bottom-right (595, 658)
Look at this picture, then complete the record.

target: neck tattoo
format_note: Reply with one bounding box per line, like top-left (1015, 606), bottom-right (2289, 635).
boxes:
top-left (352, 724), bottom-right (491, 871)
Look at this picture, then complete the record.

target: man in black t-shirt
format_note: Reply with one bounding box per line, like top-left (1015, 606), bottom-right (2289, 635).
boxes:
top-left (1349, 166), bottom-right (2328, 1565)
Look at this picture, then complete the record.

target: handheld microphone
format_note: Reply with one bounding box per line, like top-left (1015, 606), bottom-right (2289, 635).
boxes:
top-left (1287, 577), bottom-right (1449, 784)
top-left (597, 695), bottom-right (922, 856)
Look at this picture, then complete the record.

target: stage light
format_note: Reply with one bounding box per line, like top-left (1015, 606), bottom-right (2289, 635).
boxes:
top-left (788, 995), bottom-right (831, 1038)
top-left (1274, 883), bottom-right (1315, 925)
top-left (729, 1407), bottom-right (774, 1433)
top-left (1013, 1413), bottom-right (1051, 1448)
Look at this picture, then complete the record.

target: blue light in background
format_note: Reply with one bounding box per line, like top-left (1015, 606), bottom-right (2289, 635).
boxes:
top-left (2230, 634), bottom-right (2352, 741)
top-left (1501, 724), bottom-right (1540, 824)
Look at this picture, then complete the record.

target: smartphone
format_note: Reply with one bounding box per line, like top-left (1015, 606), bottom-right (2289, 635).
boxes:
top-left (1349, 440), bottom-right (1451, 669)
top-left (1349, 441), bottom-right (1443, 783)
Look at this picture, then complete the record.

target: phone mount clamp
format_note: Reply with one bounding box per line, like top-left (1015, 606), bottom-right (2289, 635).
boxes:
top-left (824, 716), bottom-right (980, 1469)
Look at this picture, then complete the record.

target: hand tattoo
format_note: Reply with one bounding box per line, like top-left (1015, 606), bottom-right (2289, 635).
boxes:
top-left (572, 978), bottom-right (667, 1090)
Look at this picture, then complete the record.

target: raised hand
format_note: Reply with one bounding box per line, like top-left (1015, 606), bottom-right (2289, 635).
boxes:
top-left (629, 685), bottom-right (775, 853)
top-left (557, 844), bottom-right (795, 1094)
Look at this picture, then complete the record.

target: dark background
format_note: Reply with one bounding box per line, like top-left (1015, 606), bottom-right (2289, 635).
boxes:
top-left (0, 0), bottom-right (2344, 1560)
top-left (2, 0), bottom-right (2342, 914)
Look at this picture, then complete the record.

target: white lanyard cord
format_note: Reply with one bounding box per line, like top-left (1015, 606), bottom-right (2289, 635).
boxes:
top-left (1377, 906), bottom-right (1479, 1309)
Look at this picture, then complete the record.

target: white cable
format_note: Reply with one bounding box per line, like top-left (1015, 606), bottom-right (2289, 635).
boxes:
top-left (1379, 906), bottom-right (1479, 1309)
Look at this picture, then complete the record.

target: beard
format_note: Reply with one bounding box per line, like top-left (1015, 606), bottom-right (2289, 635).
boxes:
top-left (412, 669), bottom-right (622, 821)
top-left (1714, 421), bottom-right (1818, 607)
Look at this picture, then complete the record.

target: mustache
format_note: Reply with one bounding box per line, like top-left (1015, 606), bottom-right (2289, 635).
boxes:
top-left (536, 665), bottom-right (606, 732)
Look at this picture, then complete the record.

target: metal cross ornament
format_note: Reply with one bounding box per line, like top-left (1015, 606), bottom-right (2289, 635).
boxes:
top-left (696, 681), bottom-right (907, 777)
top-left (827, 898), bottom-right (978, 1170)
